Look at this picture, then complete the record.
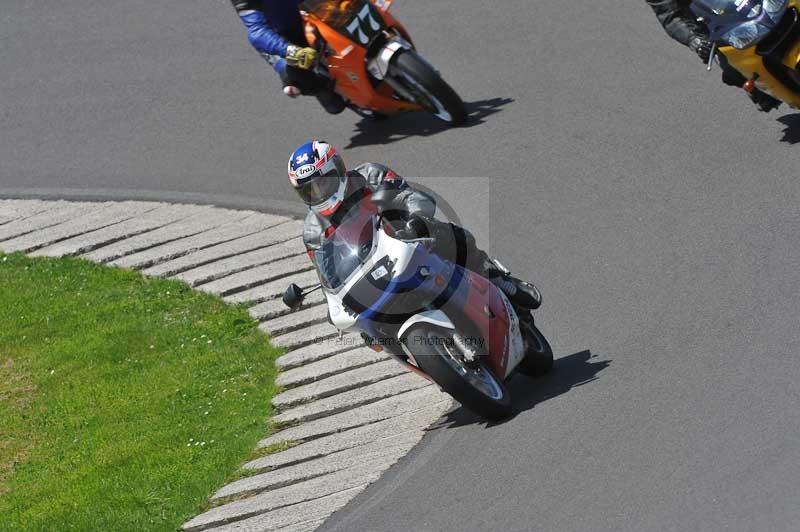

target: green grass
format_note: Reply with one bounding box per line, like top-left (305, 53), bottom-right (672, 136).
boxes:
top-left (0, 253), bottom-right (282, 531)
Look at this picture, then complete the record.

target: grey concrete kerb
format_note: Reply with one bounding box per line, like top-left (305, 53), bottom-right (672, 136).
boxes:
top-left (0, 199), bottom-right (451, 532)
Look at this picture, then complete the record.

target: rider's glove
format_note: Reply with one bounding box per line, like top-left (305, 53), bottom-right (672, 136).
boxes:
top-left (286, 45), bottom-right (318, 70)
top-left (688, 36), bottom-right (713, 63)
top-left (393, 215), bottom-right (432, 241)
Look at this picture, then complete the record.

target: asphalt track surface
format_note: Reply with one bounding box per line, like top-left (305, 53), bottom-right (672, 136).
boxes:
top-left (3, 1), bottom-right (800, 531)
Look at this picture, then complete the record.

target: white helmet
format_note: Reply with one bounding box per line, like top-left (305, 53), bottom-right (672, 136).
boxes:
top-left (287, 140), bottom-right (348, 216)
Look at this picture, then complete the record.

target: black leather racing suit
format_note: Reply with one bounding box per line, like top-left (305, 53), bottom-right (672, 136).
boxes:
top-left (646, 0), bottom-right (748, 87)
top-left (303, 162), bottom-right (492, 277)
top-left (646, 0), bottom-right (708, 47)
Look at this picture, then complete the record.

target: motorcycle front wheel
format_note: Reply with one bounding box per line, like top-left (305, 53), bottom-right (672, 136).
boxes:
top-left (407, 325), bottom-right (511, 421)
top-left (390, 50), bottom-right (467, 126)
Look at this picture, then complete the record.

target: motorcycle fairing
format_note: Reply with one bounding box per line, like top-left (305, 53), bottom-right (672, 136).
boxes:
top-left (302, 0), bottom-right (387, 45)
top-left (692, 0), bottom-right (788, 47)
top-left (323, 228), bottom-right (431, 333)
top-left (459, 268), bottom-right (526, 379)
top-left (716, 3), bottom-right (800, 108)
top-left (301, 1), bottom-right (421, 112)
top-left (321, 221), bottom-right (525, 380)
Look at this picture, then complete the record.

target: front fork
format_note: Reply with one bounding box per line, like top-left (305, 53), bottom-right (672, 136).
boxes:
top-left (366, 34), bottom-right (412, 80)
top-left (365, 34), bottom-right (420, 103)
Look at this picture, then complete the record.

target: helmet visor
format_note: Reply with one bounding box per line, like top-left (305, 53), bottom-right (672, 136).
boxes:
top-left (296, 172), bottom-right (341, 206)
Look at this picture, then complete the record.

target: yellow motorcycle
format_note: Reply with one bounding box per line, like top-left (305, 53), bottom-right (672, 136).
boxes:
top-left (692, 0), bottom-right (800, 108)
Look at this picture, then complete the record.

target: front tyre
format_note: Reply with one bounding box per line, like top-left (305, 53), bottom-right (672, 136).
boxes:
top-left (390, 50), bottom-right (467, 126)
top-left (408, 326), bottom-right (511, 421)
top-left (517, 318), bottom-right (554, 378)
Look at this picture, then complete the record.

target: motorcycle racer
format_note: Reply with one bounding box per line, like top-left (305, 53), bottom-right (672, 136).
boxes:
top-left (287, 140), bottom-right (541, 311)
top-left (230, 0), bottom-right (346, 114)
top-left (646, 0), bottom-right (782, 111)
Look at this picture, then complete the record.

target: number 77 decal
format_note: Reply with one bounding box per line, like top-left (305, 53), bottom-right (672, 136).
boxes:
top-left (347, 4), bottom-right (382, 44)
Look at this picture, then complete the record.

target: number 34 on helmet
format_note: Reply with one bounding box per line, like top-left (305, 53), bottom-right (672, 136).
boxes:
top-left (288, 140), bottom-right (348, 216)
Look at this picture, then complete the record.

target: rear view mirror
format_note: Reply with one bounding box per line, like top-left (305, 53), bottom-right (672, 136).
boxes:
top-left (282, 284), bottom-right (304, 310)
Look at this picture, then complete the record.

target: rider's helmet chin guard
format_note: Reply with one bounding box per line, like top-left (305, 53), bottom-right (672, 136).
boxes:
top-left (310, 173), bottom-right (349, 217)
top-left (288, 140), bottom-right (348, 216)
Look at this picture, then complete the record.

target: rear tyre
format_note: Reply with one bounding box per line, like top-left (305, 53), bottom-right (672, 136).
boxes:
top-left (390, 50), bottom-right (467, 126)
top-left (517, 317), bottom-right (554, 378)
top-left (408, 326), bottom-right (512, 421)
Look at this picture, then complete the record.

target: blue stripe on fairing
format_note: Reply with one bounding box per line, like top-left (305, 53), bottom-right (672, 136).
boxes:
top-left (355, 246), bottom-right (470, 338)
top-left (356, 275), bottom-right (427, 337)
top-left (354, 245), bottom-right (429, 337)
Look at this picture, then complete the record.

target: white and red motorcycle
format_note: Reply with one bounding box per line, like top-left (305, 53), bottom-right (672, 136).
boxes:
top-left (284, 201), bottom-right (553, 421)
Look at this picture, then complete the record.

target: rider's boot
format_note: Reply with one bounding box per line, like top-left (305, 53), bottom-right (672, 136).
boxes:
top-left (749, 88), bottom-right (781, 112)
top-left (446, 222), bottom-right (542, 310)
top-left (406, 215), bottom-right (542, 310)
top-left (491, 275), bottom-right (542, 310)
top-left (281, 66), bottom-right (345, 114)
top-left (315, 87), bottom-right (346, 115)
top-left (283, 83), bottom-right (344, 113)
top-left (479, 257), bottom-right (542, 310)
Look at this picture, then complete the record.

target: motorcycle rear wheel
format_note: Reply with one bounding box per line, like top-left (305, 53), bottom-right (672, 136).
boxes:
top-left (407, 325), bottom-right (512, 421)
top-left (390, 50), bottom-right (467, 126)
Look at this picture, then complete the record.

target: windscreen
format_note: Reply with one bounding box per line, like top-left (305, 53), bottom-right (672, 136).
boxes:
top-left (692, 0), bottom-right (787, 21)
top-left (302, 0), bottom-right (386, 44)
top-left (694, 0), bottom-right (746, 13)
top-left (313, 206), bottom-right (376, 290)
top-left (302, 0), bottom-right (364, 28)
top-left (691, 0), bottom-right (788, 48)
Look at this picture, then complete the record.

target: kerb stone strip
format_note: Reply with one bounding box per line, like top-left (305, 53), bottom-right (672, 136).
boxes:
top-left (0, 199), bottom-right (451, 532)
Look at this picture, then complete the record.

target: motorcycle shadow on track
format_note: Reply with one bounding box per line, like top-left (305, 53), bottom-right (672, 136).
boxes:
top-left (344, 97), bottom-right (513, 149)
top-left (434, 350), bottom-right (611, 428)
top-left (776, 114), bottom-right (800, 144)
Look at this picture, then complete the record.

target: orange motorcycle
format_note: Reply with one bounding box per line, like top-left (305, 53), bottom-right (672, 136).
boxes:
top-left (300, 0), bottom-right (467, 125)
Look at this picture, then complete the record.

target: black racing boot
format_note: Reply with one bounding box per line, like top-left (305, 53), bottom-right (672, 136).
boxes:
top-left (508, 277), bottom-right (542, 310)
top-left (487, 271), bottom-right (542, 310)
top-left (315, 88), bottom-right (346, 115)
top-left (475, 255), bottom-right (541, 310)
top-left (406, 215), bottom-right (543, 310)
top-left (282, 64), bottom-right (344, 114)
top-left (749, 88), bottom-right (781, 112)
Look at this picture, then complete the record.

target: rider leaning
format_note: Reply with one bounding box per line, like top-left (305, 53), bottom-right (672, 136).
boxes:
top-left (287, 140), bottom-right (541, 311)
top-left (646, 0), bottom-right (782, 112)
top-left (230, 0), bottom-right (346, 114)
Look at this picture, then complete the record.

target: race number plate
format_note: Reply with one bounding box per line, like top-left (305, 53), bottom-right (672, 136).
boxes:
top-left (302, 0), bottom-right (385, 45)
